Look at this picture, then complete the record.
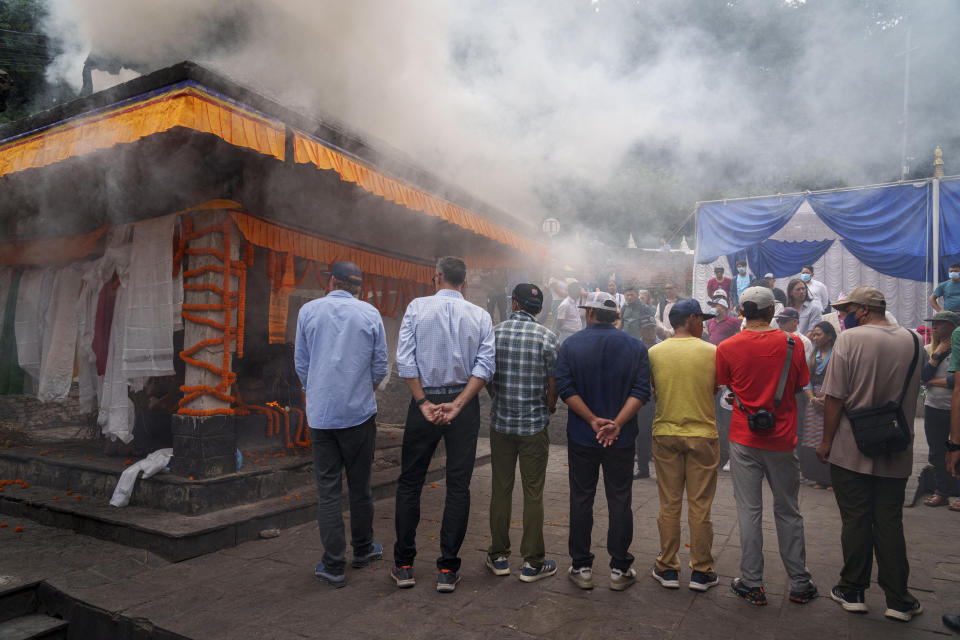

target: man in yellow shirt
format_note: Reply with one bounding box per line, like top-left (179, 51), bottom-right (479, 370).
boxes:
top-left (648, 299), bottom-right (720, 592)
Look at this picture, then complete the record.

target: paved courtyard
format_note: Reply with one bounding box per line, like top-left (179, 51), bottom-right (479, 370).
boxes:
top-left (3, 440), bottom-right (959, 639)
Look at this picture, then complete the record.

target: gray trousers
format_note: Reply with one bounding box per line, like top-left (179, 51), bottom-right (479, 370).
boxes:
top-left (729, 441), bottom-right (813, 592)
top-left (310, 417), bottom-right (377, 574)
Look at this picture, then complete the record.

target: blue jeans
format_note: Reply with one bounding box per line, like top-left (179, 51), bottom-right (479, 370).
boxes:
top-left (310, 416), bottom-right (377, 574)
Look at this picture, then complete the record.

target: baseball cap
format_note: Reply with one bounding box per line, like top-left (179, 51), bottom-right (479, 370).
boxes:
top-left (833, 286), bottom-right (884, 310)
top-left (579, 291), bottom-right (619, 312)
top-left (712, 288), bottom-right (728, 299)
top-left (331, 261), bottom-right (363, 285)
top-left (669, 298), bottom-right (716, 323)
top-left (708, 298), bottom-right (729, 309)
top-left (739, 286), bottom-right (775, 310)
top-left (775, 307), bottom-right (800, 321)
top-left (763, 272), bottom-right (774, 279)
top-left (512, 283), bottom-right (544, 313)
top-left (925, 310), bottom-right (960, 326)
top-left (639, 316), bottom-right (657, 328)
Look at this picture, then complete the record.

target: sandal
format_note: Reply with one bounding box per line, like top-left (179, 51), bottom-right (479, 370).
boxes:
top-left (924, 494), bottom-right (949, 507)
top-left (949, 501), bottom-right (960, 512)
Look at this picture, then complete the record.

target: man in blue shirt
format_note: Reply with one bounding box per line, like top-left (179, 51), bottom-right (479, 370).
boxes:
top-left (294, 261), bottom-right (388, 588)
top-left (392, 256), bottom-right (496, 593)
top-left (930, 263), bottom-right (960, 313)
top-left (556, 291), bottom-right (651, 592)
top-left (733, 260), bottom-right (751, 309)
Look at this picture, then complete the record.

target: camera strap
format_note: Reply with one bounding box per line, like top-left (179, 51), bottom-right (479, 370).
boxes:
top-left (734, 333), bottom-right (795, 414)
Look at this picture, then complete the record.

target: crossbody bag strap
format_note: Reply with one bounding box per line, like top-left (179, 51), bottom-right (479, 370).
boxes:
top-left (897, 331), bottom-right (921, 407)
top-left (733, 333), bottom-right (795, 413)
top-left (773, 335), bottom-right (794, 408)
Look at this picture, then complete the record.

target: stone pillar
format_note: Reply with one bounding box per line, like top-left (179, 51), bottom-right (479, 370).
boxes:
top-left (171, 210), bottom-right (243, 478)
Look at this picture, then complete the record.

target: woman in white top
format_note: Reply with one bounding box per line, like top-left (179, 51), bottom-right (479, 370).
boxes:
top-left (786, 278), bottom-right (821, 336)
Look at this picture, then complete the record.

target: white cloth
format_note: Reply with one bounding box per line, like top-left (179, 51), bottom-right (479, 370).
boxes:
top-left (806, 278), bottom-right (830, 313)
top-left (555, 296), bottom-right (583, 342)
top-left (656, 299), bottom-right (676, 335)
top-left (99, 241), bottom-right (134, 443)
top-left (37, 265), bottom-right (82, 402)
top-left (122, 215), bottom-right (178, 382)
top-left (15, 268), bottom-right (55, 384)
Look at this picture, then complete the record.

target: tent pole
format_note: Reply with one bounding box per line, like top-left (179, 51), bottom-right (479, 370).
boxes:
top-left (933, 178), bottom-right (940, 288)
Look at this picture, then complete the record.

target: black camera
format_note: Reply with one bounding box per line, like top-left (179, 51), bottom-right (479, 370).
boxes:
top-left (747, 409), bottom-right (776, 432)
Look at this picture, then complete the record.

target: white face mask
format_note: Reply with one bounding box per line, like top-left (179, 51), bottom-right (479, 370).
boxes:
top-left (737, 268), bottom-right (746, 275)
top-left (800, 273), bottom-right (811, 283)
top-left (950, 271), bottom-right (960, 281)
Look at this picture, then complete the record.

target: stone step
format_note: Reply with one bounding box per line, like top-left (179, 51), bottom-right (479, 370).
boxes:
top-left (0, 581), bottom-right (40, 624)
top-left (0, 614), bottom-right (68, 640)
top-left (0, 440), bottom-right (491, 563)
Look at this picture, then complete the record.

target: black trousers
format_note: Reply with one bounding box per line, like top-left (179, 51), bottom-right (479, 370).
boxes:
top-left (310, 416), bottom-right (377, 574)
top-left (635, 400), bottom-right (654, 474)
top-left (924, 406), bottom-right (953, 497)
top-left (394, 393), bottom-right (480, 571)
top-left (568, 442), bottom-right (635, 571)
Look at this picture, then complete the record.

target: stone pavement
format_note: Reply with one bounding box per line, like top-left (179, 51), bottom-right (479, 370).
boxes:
top-left (2, 442), bottom-right (960, 639)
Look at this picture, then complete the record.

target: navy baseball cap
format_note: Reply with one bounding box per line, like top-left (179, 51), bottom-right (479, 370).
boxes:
top-left (512, 283), bottom-right (544, 313)
top-left (331, 261), bottom-right (363, 285)
top-left (668, 298), bottom-right (716, 323)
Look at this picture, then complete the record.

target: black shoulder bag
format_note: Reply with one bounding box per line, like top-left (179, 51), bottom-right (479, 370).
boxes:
top-left (735, 334), bottom-right (794, 433)
top-left (844, 331), bottom-right (920, 458)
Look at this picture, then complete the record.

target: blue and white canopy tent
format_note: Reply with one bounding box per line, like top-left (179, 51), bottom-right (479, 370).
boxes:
top-left (693, 175), bottom-right (960, 331)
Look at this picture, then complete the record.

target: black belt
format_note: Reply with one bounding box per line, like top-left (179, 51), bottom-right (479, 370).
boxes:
top-left (423, 385), bottom-right (466, 395)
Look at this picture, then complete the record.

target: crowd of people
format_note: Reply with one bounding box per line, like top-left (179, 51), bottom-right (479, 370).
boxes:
top-left (293, 256), bottom-right (960, 630)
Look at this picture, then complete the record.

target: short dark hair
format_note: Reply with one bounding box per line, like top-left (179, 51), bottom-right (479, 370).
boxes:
top-left (742, 301), bottom-right (775, 321)
top-left (736, 260), bottom-right (746, 268)
top-left (589, 308), bottom-right (619, 324)
top-left (714, 266), bottom-right (724, 272)
top-left (801, 265), bottom-right (814, 273)
top-left (437, 256), bottom-right (466, 286)
top-left (624, 285), bottom-right (638, 293)
top-left (950, 263), bottom-right (960, 270)
top-left (334, 279), bottom-right (362, 296)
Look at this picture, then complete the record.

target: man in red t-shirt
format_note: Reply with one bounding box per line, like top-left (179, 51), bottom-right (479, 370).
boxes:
top-left (707, 266), bottom-right (732, 300)
top-left (716, 286), bottom-right (817, 607)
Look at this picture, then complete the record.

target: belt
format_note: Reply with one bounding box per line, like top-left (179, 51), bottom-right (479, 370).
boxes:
top-left (423, 385), bottom-right (466, 395)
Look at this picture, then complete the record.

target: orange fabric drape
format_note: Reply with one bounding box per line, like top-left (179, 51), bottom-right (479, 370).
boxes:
top-left (268, 252), bottom-right (296, 344)
top-left (0, 227), bottom-right (107, 266)
top-left (0, 86), bottom-right (285, 178)
top-left (229, 211), bottom-right (435, 285)
top-left (292, 132), bottom-right (548, 259)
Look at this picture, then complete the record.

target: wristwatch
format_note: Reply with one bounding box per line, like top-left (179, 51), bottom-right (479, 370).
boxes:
top-left (946, 439), bottom-right (960, 452)
top-left (416, 397), bottom-right (429, 407)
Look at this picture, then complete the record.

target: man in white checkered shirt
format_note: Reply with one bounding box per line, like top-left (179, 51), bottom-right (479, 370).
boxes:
top-left (392, 256), bottom-right (495, 594)
top-left (485, 283), bottom-right (560, 583)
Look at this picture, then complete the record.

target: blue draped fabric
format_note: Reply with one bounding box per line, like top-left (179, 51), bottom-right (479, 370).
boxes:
top-left (806, 184), bottom-right (930, 281)
top-left (744, 240), bottom-right (834, 279)
top-left (939, 179), bottom-right (960, 279)
top-left (697, 195), bottom-right (805, 263)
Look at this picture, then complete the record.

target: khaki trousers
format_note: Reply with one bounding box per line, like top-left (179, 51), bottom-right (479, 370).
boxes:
top-left (653, 435), bottom-right (719, 572)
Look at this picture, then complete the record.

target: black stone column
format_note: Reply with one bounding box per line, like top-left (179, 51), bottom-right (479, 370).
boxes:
top-left (170, 415), bottom-right (238, 478)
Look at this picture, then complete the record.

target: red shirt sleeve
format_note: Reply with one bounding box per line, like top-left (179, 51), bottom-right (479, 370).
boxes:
top-left (716, 343), bottom-right (731, 385)
top-left (792, 335), bottom-right (810, 390)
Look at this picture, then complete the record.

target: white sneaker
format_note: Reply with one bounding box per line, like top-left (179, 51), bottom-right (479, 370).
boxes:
top-left (568, 566), bottom-right (594, 590)
top-left (610, 567), bottom-right (637, 591)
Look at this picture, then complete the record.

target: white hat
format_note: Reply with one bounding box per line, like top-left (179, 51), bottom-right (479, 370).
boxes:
top-left (740, 286), bottom-right (775, 309)
top-left (579, 291), bottom-right (619, 311)
top-left (708, 298), bottom-right (729, 309)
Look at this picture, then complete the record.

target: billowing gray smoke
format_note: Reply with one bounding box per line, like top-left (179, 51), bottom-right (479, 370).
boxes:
top-left (39, 0), bottom-right (960, 244)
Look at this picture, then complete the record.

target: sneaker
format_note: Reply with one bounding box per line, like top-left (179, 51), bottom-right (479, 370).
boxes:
top-left (789, 583), bottom-right (819, 604)
top-left (486, 555), bottom-right (511, 576)
top-left (391, 564), bottom-right (415, 589)
top-left (731, 578), bottom-right (767, 606)
top-left (651, 567), bottom-right (680, 589)
top-left (314, 562), bottom-right (346, 588)
top-left (568, 566), bottom-right (594, 590)
top-left (520, 559), bottom-right (558, 582)
top-left (885, 601), bottom-right (923, 622)
top-left (830, 585), bottom-right (867, 613)
top-left (352, 542), bottom-right (383, 568)
top-left (436, 569), bottom-right (461, 593)
top-left (610, 567), bottom-right (637, 591)
top-left (633, 469), bottom-right (650, 480)
top-left (689, 570), bottom-right (719, 592)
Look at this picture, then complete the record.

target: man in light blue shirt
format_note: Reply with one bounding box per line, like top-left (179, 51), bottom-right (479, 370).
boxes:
top-left (294, 261), bottom-right (388, 588)
top-left (392, 256), bottom-right (495, 593)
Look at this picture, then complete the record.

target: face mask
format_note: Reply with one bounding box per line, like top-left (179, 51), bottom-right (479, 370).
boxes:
top-left (843, 310), bottom-right (860, 329)
top-left (800, 273), bottom-right (811, 283)
top-left (737, 268), bottom-right (746, 275)
top-left (950, 272), bottom-right (960, 281)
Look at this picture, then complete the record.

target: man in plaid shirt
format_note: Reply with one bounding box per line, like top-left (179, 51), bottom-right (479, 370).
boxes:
top-left (486, 283), bottom-right (560, 582)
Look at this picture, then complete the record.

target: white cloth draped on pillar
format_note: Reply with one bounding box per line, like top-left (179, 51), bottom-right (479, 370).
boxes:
top-left (37, 265), bottom-right (82, 402)
top-left (99, 240), bottom-right (134, 443)
top-left (15, 268), bottom-right (55, 388)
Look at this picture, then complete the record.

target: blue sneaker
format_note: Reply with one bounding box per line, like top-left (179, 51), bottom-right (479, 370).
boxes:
top-left (314, 562), bottom-right (346, 588)
top-left (486, 555), bottom-right (511, 576)
top-left (392, 564), bottom-right (415, 588)
top-left (651, 567), bottom-right (680, 589)
top-left (352, 542), bottom-right (383, 568)
top-left (519, 559), bottom-right (558, 583)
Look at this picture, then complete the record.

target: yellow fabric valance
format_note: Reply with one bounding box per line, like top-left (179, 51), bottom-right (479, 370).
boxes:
top-left (0, 85), bottom-right (285, 177)
top-left (292, 132), bottom-right (547, 259)
top-left (228, 210), bottom-right (435, 285)
top-left (0, 226), bottom-right (107, 266)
